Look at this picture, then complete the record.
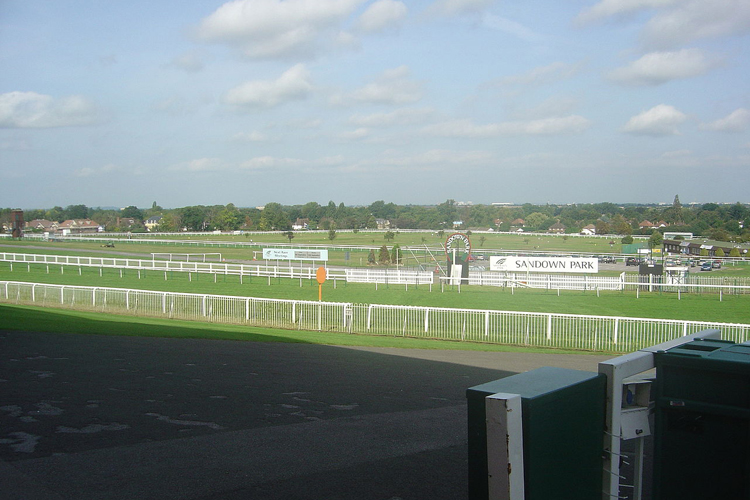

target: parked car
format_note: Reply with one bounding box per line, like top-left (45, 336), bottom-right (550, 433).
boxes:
top-left (700, 262), bottom-right (712, 271)
top-left (712, 260), bottom-right (722, 269)
top-left (626, 257), bottom-right (640, 266)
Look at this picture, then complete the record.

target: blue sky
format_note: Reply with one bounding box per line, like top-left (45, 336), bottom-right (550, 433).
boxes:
top-left (1, 0), bottom-right (749, 209)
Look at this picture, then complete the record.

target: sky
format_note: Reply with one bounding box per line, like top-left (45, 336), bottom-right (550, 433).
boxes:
top-left (1, 0), bottom-right (749, 210)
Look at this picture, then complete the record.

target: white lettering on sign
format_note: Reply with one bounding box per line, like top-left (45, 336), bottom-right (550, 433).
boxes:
top-left (490, 256), bottom-right (598, 273)
top-left (262, 249), bottom-right (329, 261)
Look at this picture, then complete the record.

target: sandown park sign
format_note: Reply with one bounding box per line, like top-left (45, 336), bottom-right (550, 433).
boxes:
top-left (490, 256), bottom-right (599, 273)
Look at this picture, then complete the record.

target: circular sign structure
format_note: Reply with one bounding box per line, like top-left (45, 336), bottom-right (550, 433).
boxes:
top-left (445, 232), bottom-right (471, 261)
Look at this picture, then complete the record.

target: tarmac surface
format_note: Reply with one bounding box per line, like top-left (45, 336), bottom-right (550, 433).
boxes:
top-left (1, 330), bottom-right (612, 500)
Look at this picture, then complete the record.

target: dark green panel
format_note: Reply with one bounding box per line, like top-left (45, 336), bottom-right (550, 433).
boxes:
top-left (467, 367), bottom-right (606, 500)
top-left (654, 339), bottom-right (750, 500)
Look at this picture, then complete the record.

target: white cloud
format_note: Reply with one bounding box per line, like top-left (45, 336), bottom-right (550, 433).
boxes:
top-left (575, 0), bottom-right (679, 25)
top-left (166, 52), bottom-right (205, 73)
top-left (74, 163), bottom-right (122, 177)
top-left (340, 149), bottom-right (493, 173)
top-left (427, 0), bottom-right (497, 17)
top-left (231, 130), bottom-right (275, 142)
top-left (338, 127), bottom-right (370, 140)
top-left (481, 13), bottom-right (544, 42)
top-left (575, 0), bottom-right (750, 48)
top-left (608, 49), bottom-right (719, 86)
top-left (152, 96), bottom-right (195, 116)
top-left (0, 91), bottom-right (102, 128)
top-left (701, 108), bottom-right (750, 132)
top-left (422, 115), bottom-right (591, 137)
top-left (622, 104), bottom-right (687, 136)
top-left (197, 0), bottom-right (365, 59)
top-left (357, 0), bottom-right (407, 33)
top-left (175, 158), bottom-right (225, 172)
top-left (642, 0), bottom-right (750, 48)
top-left (239, 156), bottom-right (307, 170)
top-left (338, 65), bottom-right (423, 105)
top-left (490, 61), bottom-right (582, 87)
top-left (224, 64), bottom-right (313, 108)
top-left (349, 107), bottom-right (435, 127)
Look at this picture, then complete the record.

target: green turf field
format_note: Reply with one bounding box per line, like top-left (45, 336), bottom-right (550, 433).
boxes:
top-left (1, 260), bottom-right (748, 324)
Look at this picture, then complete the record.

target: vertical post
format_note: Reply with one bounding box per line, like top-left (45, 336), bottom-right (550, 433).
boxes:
top-left (546, 313), bottom-right (552, 341)
top-left (486, 393), bottom-right (525, 500)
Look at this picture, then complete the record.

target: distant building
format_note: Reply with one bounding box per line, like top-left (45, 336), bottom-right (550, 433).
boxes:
top-left (548, 222), bottom-right (566, 234)
top-left (292, 218), bottom-right (310, 230)
top-left (580, 224), bottom-right (596, 236)
top-left (663, 239), bottom-right (748, 258)
top-left (145, 216), bottom-right (162, 231)
top-left (375, 218), bottom-right (391, 230)
top-left (26, 219), bottom-right (58, 232)
top-left (58, 219), bottom-right (100, 234)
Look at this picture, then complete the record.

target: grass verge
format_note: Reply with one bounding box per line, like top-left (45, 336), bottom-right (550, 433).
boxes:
top-left (0, 303), bottom-right (599, 354)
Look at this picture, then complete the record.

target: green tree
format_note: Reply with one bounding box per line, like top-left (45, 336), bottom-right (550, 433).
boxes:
top-left (378, 245), bottom-right (390, 265)
top-left (730, 247), bottom-right (741, 258)
top-left (121, 205), bottom-right (143, 220)
top-left (649, 230), bottom-right (663, 249)
top-left (715, 247), bottom-right (725, 257)
top-left (159, 213), bottom-right (180, 232)
top-left (214, 204), bottom-right (243, 231)
top-left (525, 212), bottom-right (548, 231)
top-left (259, 203), bottom-right (290, 231)
top-left (384, 230), bottom-right (395, 242)
top-left (65, 204), bottom-right (90, 220)
top-left (368, 249), bottom-right (376, 265)
top-left (181, 206), bottom-right (207, 231)
top-left (328, 228), bottom-right (337, 241)
top-left (621, 235), bottom-right (634, 244)
top-left (285, 231), bottom-right (294, 243)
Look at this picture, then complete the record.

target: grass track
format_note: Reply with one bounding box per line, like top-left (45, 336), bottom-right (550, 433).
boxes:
top-left (2, 262), bottom-right (749, 324)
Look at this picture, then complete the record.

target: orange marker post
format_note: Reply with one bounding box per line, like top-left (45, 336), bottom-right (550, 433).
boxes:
top-left (316, 266), bottom-right (327, 301)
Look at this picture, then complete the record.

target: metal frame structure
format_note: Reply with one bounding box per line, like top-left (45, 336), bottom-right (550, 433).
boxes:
top-left (598, 329), bottom-right (721, 500)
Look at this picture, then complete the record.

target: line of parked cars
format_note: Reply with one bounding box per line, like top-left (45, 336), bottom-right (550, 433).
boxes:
top-left (699, 260), bottom-right (722, 271)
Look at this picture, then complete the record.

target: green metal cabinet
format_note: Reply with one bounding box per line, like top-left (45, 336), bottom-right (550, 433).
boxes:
top-left (467, 367), bottom-right (606, 500)
top-left (654, 339), bottom-right (750, 500)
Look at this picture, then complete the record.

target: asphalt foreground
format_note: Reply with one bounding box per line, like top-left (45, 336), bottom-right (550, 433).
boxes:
top-left (1, 330), bottom-right (611, 500)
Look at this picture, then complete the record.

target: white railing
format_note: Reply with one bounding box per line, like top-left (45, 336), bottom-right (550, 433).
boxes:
top-left (0, 252), bottom-right (436, 284)
top-left (345, 268), bottom-right (433, 285)
top-left (3, 280), bottom-right (749, 352)
top-left (3, 252), bottom-right (749, 294)
top-left (468, 272), bottom-right (625, 291)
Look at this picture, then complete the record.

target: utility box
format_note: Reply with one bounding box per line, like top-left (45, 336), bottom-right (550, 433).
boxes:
top-left (653, 339), bottom-right (750, 500)
top-left (467, 367), bottom-right (606, 500)
top-left (620, 378), bottom-right (652, 440)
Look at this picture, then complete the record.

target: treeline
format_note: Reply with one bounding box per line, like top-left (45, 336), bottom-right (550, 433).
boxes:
top-left (3, 198), bottom-right (749, 243)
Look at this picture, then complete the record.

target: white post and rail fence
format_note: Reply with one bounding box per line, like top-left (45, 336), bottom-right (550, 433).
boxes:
top-left (2, 280), bottom-right (749, 353)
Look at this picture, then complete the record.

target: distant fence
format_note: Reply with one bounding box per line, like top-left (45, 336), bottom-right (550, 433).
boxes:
top-left (468, 271), bottom-right (750, 294)
top-left (2, 280), bottom-right (749, 353)
top-left (2, 252), bottom-right (750, 293)
top-left (0, 252), bottom-right (434, 285)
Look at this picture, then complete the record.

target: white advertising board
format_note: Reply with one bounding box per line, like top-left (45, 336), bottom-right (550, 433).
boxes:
top-left (490, 256), bottom-right (598, 273)
top-left (262, 248), bottom-right (329, 261)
